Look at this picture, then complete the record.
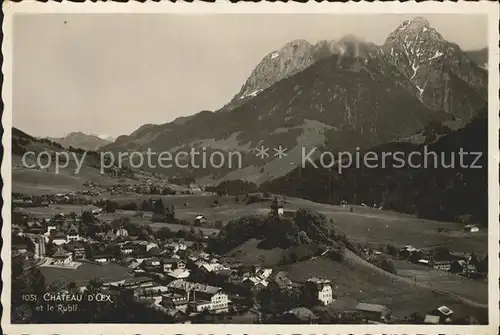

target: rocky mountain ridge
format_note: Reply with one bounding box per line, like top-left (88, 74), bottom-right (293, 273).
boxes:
top-left (98, 17), bottom-right (488, 184)
top-left (380, 17), bottom-right (487, 120)
top-left (46, 132), bottom-right (112, 151)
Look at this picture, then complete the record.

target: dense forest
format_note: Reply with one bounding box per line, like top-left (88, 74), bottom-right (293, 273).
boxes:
top-left (260, 110), bottom-right (488, 226)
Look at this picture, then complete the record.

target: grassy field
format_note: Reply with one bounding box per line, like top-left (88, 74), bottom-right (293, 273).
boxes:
top-left (16, 204), bottom-right (100, 217)
top-left (16, 192), bottom-right (487, 255)
top-left (283, 252), bottom-right (488, 322)
top-left (97, 210), bottom-right (220, 235)
top-left (226, 238), bottom-right (286, 266)
top-left (15, 191), bottom-right (489, 322)
top-left (144, 195), bottom-right (487, 255)
top-left (392, 259), bottom-right (488, 304)
top-left (224, 239), bottom-right (488, 322)
top-left (39, 261), bottom-right (134, 287)
top-left (11, 159), bottom-right (135, 195)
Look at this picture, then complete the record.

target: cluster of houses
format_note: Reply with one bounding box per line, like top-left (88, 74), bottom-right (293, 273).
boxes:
top-left (12, 195), bottom-right (483, 325)
top-left (398, 245), bottom-right (482, 277)
top-left (12, 192), bottom-right (97, 208)
top-left (13, 208), bottom-right (401, 323)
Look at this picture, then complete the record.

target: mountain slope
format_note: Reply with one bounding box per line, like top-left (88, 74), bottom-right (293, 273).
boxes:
top-left (102, 17), bottom-right (487, 185)
top-left (104, 53), bottom-right (453, 184)
top-left (47, 132), bottom-right (112, 151)
top-left (261, 105), bottom-right (488, 225)
top-left (466, 48), bottom-right (488, 68)
top-left (380, 17), bottom-right (487, 121)
top-left (223, 37), bottom-right (380, 111)
top-left (12, 128), bottom-right (133, 194)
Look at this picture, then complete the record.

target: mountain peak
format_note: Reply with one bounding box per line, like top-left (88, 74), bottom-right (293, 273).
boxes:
top-left (47, 131), bottom-right (112, 151)
top-left (337, 34), bottom-right (366, 44)
top-left (225, 39), bottom-right (317, 105)
top-left (385, 16), bottom-right (444, 47)
top-left (381, 16), bottom-right (487, 119)
top-left (402, 17), bottom-right (430, 30)
top-left (285, 39), bottom-right (312, 48)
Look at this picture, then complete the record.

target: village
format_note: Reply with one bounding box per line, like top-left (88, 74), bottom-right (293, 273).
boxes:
top-left (11, 187), bottom-right (487, 325)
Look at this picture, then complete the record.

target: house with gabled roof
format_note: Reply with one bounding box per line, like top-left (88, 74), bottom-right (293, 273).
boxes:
top-left (51, 231), bottom-right (68, 246)
top-left (52, 248), bottom-right (72, 264)
top-left (355, 303), bottom-right (391, 322)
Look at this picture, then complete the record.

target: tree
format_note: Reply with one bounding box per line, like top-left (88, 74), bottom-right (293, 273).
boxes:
top-left (373, 256), bottom-right (397, 274)
top-left (477, 255), bottom-right (488, 273)
top-left (121, 202), bottom-right (138, 211)
top-left (81, 210), bottom-right (97, 224)
top-left (152, 198), bottom-right (166, 214)
top-left (104, 200), bottom-right (118, 213)
top-left (155, 227), bottom-right (173, 240)
top-left (111, 216), bottom-right (131, 230)
top-left (259, 284), bottom-right (301, 314)
top-left (12, 259), bottom-right (47, 323)
top-left (45, 242), bottom-right (57, 257)
top-left (69, 212), bottom-right (77, 222)
top-left (328, 246), bottom-right (345, 262)
top-left (141, 199), bottom-right (153, 211)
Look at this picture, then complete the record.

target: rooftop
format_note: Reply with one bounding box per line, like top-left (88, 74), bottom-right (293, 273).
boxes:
top-left (355, 303), bottom-right (390, 313)
top-left (53, 248), bottom-right (71, 258)
top-left (307, 277), bottom-right (331, 284)
top-left (437, 305), bottom-right (454, 316)
top-left (424, 314), bottom-right (440, 324)
top-left (168, 280), bottom-right (221, 295)
top-left (285, 307), bottom-right (319, 321)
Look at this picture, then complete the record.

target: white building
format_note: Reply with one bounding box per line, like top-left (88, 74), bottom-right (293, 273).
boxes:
top-left (305, 278), bottom-right (334, 306)
top-left (190, 290), bottom-right (229, 313)
top-left (167, 280), bottom-right (230, 313)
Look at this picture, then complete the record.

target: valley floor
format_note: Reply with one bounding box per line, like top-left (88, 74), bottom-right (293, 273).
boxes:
top-left (12, 188), bottom-right (490, 324)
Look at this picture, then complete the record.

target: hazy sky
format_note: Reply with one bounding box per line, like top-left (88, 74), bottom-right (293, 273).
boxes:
top-left (13, 14), bottom-right (488, 138)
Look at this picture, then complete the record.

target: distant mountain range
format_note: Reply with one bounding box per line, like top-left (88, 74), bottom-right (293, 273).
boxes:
top-left (101, 17), bottom-right (487, 185)
top-left (465, 47), bottom-right (488, 69)
top-left (12, 16), bottom-right (488, 225)
top-left (46, 132), bottom-right (114, 151)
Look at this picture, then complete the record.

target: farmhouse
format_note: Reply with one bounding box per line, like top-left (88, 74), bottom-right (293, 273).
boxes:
top-left (51, 231), bottom-right (68, 246)
top-left (93, 253), bottom-right (113, 263)
top-left (424, 314), bottom-right (440, 324)
top-left (65, 241), bottom-right (86, 260)
top-left (109, 277), bottom-right (154, 290)
top-left (432, 260), bottom-right (452, 271)
top-left (355, 303), bottom-right (391, 322)
top-left (464, 224), bottom-right (479, 232)
top-left (167, 268), bottom-right (191, 280)
top-left (162, 258), bottom-right (187, 273)
top-left (304, 278), bottom-right (334, 306)
top-left (65, 225), bottom-right (80, 242)
top-left (52, 248), bottom-right (73, 265)
top-left (162, 293), bottom-right (189, 312)
top-left (195, 215), bottom-right (207, 225)
top-left (431, 305), bottom-right (454, 323)
top-left (115, 228), bottom-right (129, 237)
top-left (143, 257), bottom-right (162, 268)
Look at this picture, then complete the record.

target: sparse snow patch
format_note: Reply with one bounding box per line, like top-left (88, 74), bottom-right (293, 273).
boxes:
top-left (429, 50), bottom-right (443, 60)
top-left (271, 52), bottom-right (280, 59)
top-left (240, 89), bottom-right (263, 100)
top-left (416, 85), bottom-right (424, 98)
top-left (410, 62), bottom-right (420, 79)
